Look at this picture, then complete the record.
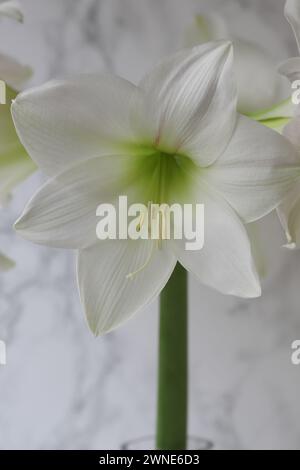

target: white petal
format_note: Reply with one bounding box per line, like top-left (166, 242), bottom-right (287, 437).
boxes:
top-left (277, 180), bottom-right (300, 247)
top-left (203, 115), bottom-right (300, 223)
top-left (283, 116), bottom-right (300, 151)
top-left (185, 14), bottom-right (287, 115)
top-left (173, 183), bottom-right (261, 298)
top-left (133, 41), bottom-right (237, 166)
top-left (14, 154), bottom-right (138, 249)
top-left (0, 53), bottom-right (32, 90)
top-left (249, 97), bottom-right (295, 121)
top-left (278, 57), bottom-right (300, 82)
top-left (0, 1), bottom-right (23, 22)
top-left (285, 0), bottom-right (300, 52)
top-left (77, 239), bottom-right (176, 335)
top-left (278, 117), bottom-right (300, 244)
top-left (12, 74), bottom-right (140, 177)
top-left (0, 252), bottom-right (15, 271)
top-left (247, 97), bottom-right (295, 134)
top-left (234, 39), bottom-right (288, 115)
top-left (246, 221), bottom-right (267, 280)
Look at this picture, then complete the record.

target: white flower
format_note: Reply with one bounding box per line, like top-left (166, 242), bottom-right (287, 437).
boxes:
top-left (0, 1), bottom-right (23, 23)
top-left (0, 0), bottom-right (33, 204)
top-left (184, 13), bottom-right (288, 115)
top-left (275, 0), bottom-right (300, 248)
top-left (0, 0), bottom-right (34, 267)
top-left (11, 41), bottom-right (299, 334)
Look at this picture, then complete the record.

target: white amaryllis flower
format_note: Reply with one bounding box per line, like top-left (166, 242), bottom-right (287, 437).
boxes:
top-left (12, 41), bottom-right (299, 334)
top-left (0, 0), bottom-right (33, 204)
top-left (0, 1), bottom-right (23, 23)
top-left (0, 70), bottom-right (34, 206)
top-left (0, 0), bottom-right (34, 269)
top-left (184, 13), bottom-right (288, 115)
top-left (275, 0), bottom-right (300, 248)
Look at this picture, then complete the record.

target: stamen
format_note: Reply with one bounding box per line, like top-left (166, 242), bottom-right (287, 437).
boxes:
top-left (126, 241), bottom-right (157, 280)
top-left (125, 203), bottom-right (169, 280)
top-left (136, 210), bottom-right (145, 233)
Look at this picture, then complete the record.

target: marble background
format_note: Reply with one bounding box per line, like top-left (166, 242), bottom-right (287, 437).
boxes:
top-left (0, 0), bottom-right (300, 450)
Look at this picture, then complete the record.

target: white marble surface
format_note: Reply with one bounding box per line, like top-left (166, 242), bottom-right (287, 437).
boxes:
top-left (0, 0), bottom-right (300, 450)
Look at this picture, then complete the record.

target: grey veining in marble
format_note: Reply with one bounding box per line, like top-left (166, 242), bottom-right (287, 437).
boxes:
top-left (0, 0), bottom-right (300, 450)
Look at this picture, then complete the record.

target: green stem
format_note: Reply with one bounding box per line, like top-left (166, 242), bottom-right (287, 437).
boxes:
top-left (156, 262), bottom-right (188, 450)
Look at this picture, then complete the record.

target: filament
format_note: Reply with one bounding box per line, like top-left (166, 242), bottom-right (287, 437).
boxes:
top-left (126, 241), bottom-right (157, 280)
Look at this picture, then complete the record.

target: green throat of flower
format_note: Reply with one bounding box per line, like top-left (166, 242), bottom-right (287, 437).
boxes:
top-left (120, 144), bottom-right (198, 280)
top-left (127, 143), bottom-right (197, 206)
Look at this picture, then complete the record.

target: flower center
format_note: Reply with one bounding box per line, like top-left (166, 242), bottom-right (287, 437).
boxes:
top-left (127, 145), bottom-right (196, 206)
top-left (123, 146), bottom-right (196, 280)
